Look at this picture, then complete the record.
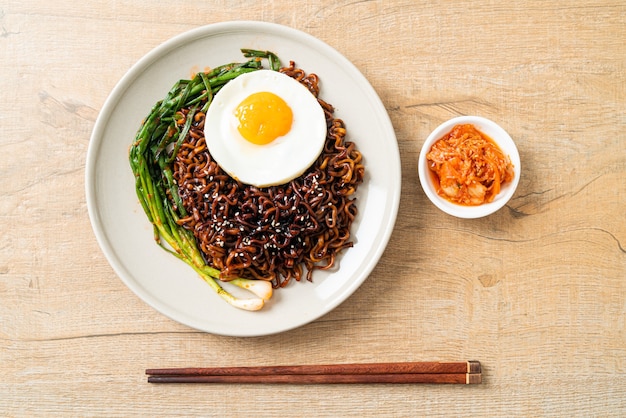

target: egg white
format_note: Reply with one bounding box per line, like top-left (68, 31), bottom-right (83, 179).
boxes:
top-left (204, 69), bottom-right (327, 187)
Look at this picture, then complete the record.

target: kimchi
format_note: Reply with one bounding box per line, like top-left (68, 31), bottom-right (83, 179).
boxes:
top-left (426, 124), bottom-right (514, 206)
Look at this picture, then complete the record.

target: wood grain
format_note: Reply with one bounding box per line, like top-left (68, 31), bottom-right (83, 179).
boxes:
top-left (1, 0), bottom-right (625, 416)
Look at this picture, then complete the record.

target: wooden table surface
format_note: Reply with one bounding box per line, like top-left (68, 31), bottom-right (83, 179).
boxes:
top-left (2, 1), bottom-right (625, 416)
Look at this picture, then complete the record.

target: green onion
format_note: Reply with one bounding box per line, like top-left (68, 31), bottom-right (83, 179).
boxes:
top-left (129, 50), bottom-right (281, 311)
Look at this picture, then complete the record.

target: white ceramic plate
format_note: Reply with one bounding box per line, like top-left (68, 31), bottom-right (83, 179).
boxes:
top-left (86, 21), bottom-right (401, 337)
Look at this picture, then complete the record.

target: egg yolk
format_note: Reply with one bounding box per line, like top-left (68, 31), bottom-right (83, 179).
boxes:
top-left (234, 92), bottom-right (293, 145)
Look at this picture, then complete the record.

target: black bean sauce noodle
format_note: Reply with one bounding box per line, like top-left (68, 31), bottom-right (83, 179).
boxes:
top-left (172, 62), bottom-right (364, 289)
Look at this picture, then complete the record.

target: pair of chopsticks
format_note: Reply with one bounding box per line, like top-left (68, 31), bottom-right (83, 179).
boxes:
top-left (146, 360), bottom-right (481, 384)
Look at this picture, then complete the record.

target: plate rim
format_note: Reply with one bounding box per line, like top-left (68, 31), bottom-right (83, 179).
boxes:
top-left (85, 20), bottom-right (402, 336)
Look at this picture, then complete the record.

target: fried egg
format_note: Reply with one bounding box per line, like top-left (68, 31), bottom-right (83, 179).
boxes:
top-left (204, 69), bottom-right (327, 187)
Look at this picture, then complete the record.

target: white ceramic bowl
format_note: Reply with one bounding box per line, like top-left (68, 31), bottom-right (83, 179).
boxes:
top-left (418, 116), bottom-right (521, 218)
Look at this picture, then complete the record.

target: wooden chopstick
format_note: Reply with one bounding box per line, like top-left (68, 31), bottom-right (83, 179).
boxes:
top-left (146, 361), bottom-right (481, 384)
top-left (146, 373), bottom-right (480, 384)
